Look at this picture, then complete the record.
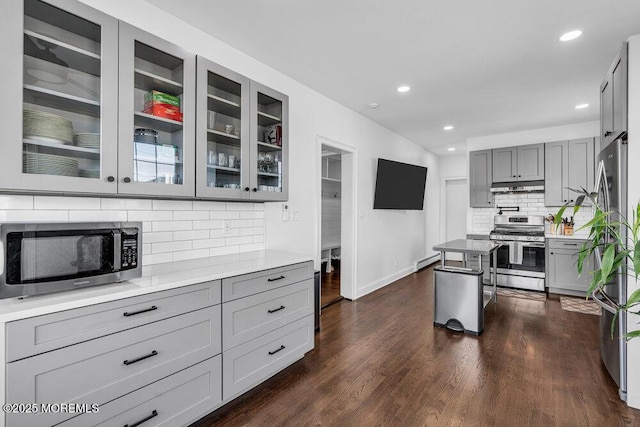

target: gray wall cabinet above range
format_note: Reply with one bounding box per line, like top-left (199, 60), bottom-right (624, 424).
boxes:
top-left (600, 42), bottom-right (628, 147)
top-left (544, 137), bottom-right (596, 207)
top-left (469, 149), bottom-right (494, 208)
top-left (1, 0), bottom-right (289, 202)
top-left (492, 143), bottom-right (544, 183)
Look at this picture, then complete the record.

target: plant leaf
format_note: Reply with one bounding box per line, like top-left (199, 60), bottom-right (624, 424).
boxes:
top-left (635, 240), bottom-right (640, 280)
top-left (625, 330), bottom-right (640, 341)
top-left (599, 244), bottom-right (616, 287)
top-left (554, 206), bottom-right (567, 228)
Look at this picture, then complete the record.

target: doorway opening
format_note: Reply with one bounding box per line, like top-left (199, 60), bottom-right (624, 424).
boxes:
top-left (318, 136), bottom-right (357, 311)
top-left (440, 177), bottom-right (467, 264)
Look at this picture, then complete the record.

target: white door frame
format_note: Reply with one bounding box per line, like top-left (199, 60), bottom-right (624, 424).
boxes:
top-left (439, 176), bottom-right (468, 245)
top-left (316, 135), bottom-right (358, 300)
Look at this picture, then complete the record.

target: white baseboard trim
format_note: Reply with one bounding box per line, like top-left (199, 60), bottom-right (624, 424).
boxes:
top-left (414, 254), bottom-right (440, 272)
top-left (356, 266), bottom-right (415, 299)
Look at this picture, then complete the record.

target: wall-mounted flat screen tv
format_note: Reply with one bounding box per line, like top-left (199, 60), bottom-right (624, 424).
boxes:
top-left (373, 158), bottom-right (428, 210)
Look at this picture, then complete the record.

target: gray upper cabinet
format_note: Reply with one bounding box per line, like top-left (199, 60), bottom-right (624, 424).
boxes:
top-left (492, 143), bottom-right (544, 183)
top-left (469, 149), bottom-right (493, 207)
top-left (544, 138), bottom-right (594, 206)
top-left (491, 147), bottom-right (517, 182)
top-left (600, 42), bottom-right (627, 147)
top-left (250, 81), bottom-right (289, 201)
top-left (0, 0), bottom-right (119, 194)
top-left (196, 56), bottom-right (250, 200)
top-left (118, 23), bottom-right (196, 198)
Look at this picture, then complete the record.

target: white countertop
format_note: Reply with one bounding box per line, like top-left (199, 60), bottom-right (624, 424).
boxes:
top-left (545, 233), bottom-right (590, 240)
top-left (0, 250), bottom-right (312, 323)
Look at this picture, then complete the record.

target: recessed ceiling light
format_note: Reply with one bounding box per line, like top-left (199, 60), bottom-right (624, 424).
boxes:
top-left (368, 103), bottom-right (379, 110)
top-left (560, 30), bottom-right (582, 42)
top-left (443, 125), bottom-right (454, 131)
top-left (574, 103), bottom-right (589, 109)
top-left (448, 148), bottom-right (456, 152)
top-left (397, 85), bottom-right (410, 93)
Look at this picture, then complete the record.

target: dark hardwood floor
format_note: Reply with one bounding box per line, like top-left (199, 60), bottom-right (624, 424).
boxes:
top-left (321, 264), bottom-right (342, 307)
top-left (192, 263), bottom-right (640, 426)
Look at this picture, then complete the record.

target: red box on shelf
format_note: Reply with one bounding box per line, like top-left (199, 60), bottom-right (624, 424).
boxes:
top-left (143, 105), bottom-right (183, 122)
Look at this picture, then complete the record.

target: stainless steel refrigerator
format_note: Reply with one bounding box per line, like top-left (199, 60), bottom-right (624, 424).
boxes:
top-left (593, 138), bottom-right (628, 401)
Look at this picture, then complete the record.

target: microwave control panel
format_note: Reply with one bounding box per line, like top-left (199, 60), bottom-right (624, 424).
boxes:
top-left (120, 230), bottom-right (139, 270)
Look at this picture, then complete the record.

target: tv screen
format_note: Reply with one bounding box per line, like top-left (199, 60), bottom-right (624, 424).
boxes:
top-left (373, 159), bottom-right (428, 210)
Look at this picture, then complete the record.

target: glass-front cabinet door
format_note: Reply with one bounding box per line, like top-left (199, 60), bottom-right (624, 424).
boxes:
top-left (1, 0), bottom-right (118, 194)
top-left (195, 57), bottom-right (250, 199)
top-left (249, 82), bottom-right (288, 201)
top-left (117, 23), bottom-right (195, 197)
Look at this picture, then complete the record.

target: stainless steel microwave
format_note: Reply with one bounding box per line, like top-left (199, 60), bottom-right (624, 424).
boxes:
top-left (0, 222), bottom-right (142, 299)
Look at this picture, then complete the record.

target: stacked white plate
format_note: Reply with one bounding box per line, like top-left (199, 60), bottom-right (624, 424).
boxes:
top-left (23, 152), bottom-right (78, 177)
top-left (74, 133), bottom-right (100, 149)
top-left (78, 169), bottom-right (100, 179)
top-left (23, 109), bottom-right (74, 145)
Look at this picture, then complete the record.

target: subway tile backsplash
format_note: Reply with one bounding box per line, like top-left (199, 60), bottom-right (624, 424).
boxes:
top-left (0, 195), bottom-right (265, 266)
top-left (470, 193), bottom-right (593, 234)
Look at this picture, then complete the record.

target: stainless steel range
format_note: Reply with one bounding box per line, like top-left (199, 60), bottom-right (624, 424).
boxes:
top-left (489, 215), bottom-right (545, 291)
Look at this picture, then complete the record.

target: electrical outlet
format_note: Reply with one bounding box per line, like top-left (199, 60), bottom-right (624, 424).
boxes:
top-left (282, 204), bottom-right (289, 222)
top-left (293, 210), bottom-right (300, 221)
top-left (223, 220), bottom-right (231, 234)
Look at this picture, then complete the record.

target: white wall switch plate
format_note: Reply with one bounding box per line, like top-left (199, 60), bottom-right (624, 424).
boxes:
top-left (282, 204), bottom-right (289, 222)
top-left (223, 220), bottom-right (231, 234)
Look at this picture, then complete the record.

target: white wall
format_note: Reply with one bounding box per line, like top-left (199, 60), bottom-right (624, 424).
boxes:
top-left (29, 0), bottom-right (442, 299)
top-left (625, 34), bottom-right (640, 410)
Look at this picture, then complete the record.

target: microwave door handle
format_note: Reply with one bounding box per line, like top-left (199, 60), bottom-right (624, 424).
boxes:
top-left (113, 230), bottom-right (122, 271)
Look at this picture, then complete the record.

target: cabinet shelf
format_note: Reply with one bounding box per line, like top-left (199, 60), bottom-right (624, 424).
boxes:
top-left (257, 141), bottom-right (282, 152)
top-left (207, 165), bottom-right (240, 174)
top-left (134, 68), bottom-right (183, 96)
top-left (134, 112), bottom-right (183, 133)
top-left (257, 172), bottom-right (280, 177)
top-left (207, 94), bottom-right (241, 119)
top-left (23, 138), bottom-right (100, 159)
top-left (257, 111), bottom-right (281, 127)
top-left (24, 84), bottom-right (100, 117)
top-left (321, 177), bottom-right (341, 183)
top-left (24, 30), bottom-right (101, 77)
top-left (207, 129), bottom-right (240, 144)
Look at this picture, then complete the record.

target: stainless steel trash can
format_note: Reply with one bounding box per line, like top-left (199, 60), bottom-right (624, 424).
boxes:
top-left (433, 266), bottom-right (484, 335)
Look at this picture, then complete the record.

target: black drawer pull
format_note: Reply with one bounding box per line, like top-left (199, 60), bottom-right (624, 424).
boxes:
top-left (124, 350), bottom-right (158, 366)
top-left (123, 305), bottom-right (158, 317)
top-left (268, 305), bottom-right (285, 314)
top-left (269, 345), bottom-right (286, 355)
top-left (564, 243), bottom-right (579, 246)
top-left (267, 275), bottom-right (285, 282)
top-left (124, 410), bottom-right (158, 427)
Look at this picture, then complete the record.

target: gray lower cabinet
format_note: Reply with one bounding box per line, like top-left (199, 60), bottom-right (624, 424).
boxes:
top-left (60, 355), bottom-right (222, 427)
top-left (4, 261), bottom-right (314, 427)
top-left (469, 150), bottom-right (493, 207)
top-left (492, 143), bottom-right (544, 183)
top-left (544, 138), bottom-right (595, 206)
top-left (546, 239), bottom-right (592, 296)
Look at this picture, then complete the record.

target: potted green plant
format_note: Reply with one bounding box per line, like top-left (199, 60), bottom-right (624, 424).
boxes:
top-left (555, 189), bottom-right (640, 338)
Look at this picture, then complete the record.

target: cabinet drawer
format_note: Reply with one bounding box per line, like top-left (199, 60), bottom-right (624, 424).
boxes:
top-left (223, 279), bottom-right (313, 350)
top-left (548, 239), bottom-right (587, 250)
top-left (6, 280), bottom-right (221, 362)
top-left (222, 261), bottom-right (313, 302)
top-left (6, 305), bottom-right (221, 427)
top-left (223, 315), bottom-right (314, 401)
top-left (61, 355), bottom-right (222, 427)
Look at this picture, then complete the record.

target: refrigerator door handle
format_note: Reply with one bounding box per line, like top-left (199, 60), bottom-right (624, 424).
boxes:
top-left (592, 246), bottom-right (619, 315)
top-left (593, 160), bottom-right (610, 212)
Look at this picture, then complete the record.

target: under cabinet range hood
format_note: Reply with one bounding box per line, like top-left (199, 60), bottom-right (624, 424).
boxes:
top-left (490, 180), bottom-right (544, 193)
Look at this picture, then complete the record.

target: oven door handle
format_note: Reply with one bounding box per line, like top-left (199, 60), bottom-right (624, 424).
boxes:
top-left (522, 243), bottom-right (545, 248)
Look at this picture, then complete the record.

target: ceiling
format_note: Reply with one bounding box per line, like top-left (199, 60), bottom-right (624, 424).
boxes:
top-left (147, 0), bottom-right (640, 156)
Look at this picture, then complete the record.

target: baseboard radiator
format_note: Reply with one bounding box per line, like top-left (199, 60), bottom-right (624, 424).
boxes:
top-left (414, 254), bottom-right (440, 272)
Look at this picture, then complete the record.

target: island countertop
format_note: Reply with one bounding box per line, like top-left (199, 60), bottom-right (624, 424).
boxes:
top-left (433, 239), bottom-right (501, 255)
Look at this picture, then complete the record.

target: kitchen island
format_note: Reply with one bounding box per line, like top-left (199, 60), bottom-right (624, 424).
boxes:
top-left (432, 239), bottom-right (501, 335)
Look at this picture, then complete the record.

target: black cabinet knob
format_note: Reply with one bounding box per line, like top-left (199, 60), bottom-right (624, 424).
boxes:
top-left (563, 200), bottom-right (567, 202)
top-left (106, 176), bottom-right (115, 182)
top-left (123, 177), bottom-right (131, 183)
top-left (550, 252), bottom-right (554, 255)
top-left (252, 188), bottom-right (258, 192)
top-left (570, 199), bottom-right (574, 202)
top-left (518, 175), bottom-right (521, 178)
top-left (244, 187), bottom-right (250, 192)
top-left (512, 175), bottom-right (516, 178)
